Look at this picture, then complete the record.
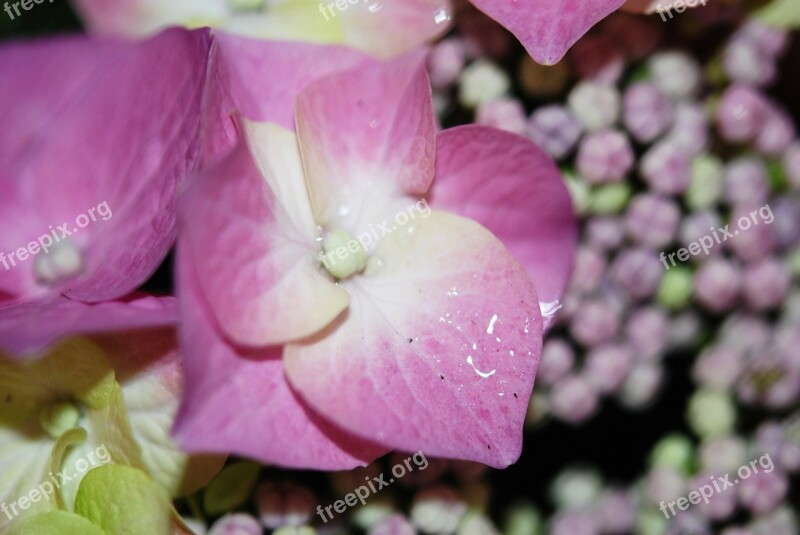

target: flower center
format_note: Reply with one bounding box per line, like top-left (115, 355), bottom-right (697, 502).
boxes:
top-left (34, 238), bottom-right (85, 286)
top-left (320, 229), bottom-right (368, 280)
top-left (38, 401), bottom-right (81, 439)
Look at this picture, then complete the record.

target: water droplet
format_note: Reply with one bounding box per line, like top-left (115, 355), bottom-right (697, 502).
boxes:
top-left (467, 356), bottom-right (496, 378)
top-left (486, 313), bottom-right (499, 334)
top-left (433, 6), bottom-right (450, 24)
top-left (540, 299), bottom-right (563, 319)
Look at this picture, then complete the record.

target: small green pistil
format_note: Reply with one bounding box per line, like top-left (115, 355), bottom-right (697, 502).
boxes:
top-left (39, 401), bottom-right (81, 439)
top-left (321, 229), bottom-right (368, 280)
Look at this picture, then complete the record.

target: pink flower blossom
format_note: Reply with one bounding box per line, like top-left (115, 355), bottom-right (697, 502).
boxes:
top-left (173, 50), bottom-right (576, 469)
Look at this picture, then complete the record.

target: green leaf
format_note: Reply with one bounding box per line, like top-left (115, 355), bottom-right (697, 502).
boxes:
top-left (74, 465), bottom-right (172, 535)
top-left (4, 510), bottom-right (106, 535)
top-left (202, 461), bottom-right (260, 515)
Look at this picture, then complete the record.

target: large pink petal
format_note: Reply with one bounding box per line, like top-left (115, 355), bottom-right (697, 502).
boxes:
top-left (0, 295), bottom-right (178, 358)
top-left (284, 211), bottom-right (543, 468)
top-left (173, 246), bottom-right (386, 469)
top-left (469, 0), bottom-right (626, 65)
top-left (295, 51), bottom-right (437, 228)
top-left (179, 123), bottom-right (348, 347)
top-left (0, 29), bottom-right (213, 303)
top-left (213, 33), bottom-right (372, 129)
top-left (429, 125), bottom-right (577, 330)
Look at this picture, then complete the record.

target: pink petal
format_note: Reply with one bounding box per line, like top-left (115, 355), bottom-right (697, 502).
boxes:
top-left (0, 29), bottom-right (213, 303)
top-left (429, 125), bottom-right (577, 330)
top-left (284, 211), bottom-right (543, 468)
top-left (469, 0), bottom-right (626, 65)
top-left (295, 51), bottom-right (437, 227)
top-left (173, 248), bottom-right (386, 469)
top-left (0, 295), bottom-right (178, 358)
top-left (212, 33), bottom-right (372, 130)
top-left (179, 123), bottom-right (349, 347)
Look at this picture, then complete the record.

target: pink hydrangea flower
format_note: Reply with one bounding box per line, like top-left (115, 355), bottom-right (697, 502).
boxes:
top-left (173, 51), bottom-right (576, 469)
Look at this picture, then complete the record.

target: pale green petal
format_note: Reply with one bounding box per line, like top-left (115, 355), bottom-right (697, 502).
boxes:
top-left (89, 331), bottom-right (225, 497)
top-left (0, 430), bottom-right (53, 531)
top-left (3, 510), bottom-right (106, 535)
top-left (227, 0), bottom-right (344, 43)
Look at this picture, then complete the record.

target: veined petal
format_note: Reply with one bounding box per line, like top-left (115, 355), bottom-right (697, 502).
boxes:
top-left (295, 51), bottom-right (437, 230)
top-left (173, 252), bottom-right (387, 470)
top-left (0, 295), bottom-right (178, 358)
top-left (179, 125), bottom-right (348, 346)
top-left (0, 29), bottom-right (213, 303)
top-left (284, 211), bottom-right (542, 468)
top-left (469, 0), bottom-right (626, 65)
top-left (429, 126), bottom-right (577, 330)
top-left (0, 429), bottom-right (52, 530)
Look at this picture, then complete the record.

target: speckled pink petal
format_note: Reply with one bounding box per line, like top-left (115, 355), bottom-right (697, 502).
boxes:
top-left (429, 125), bottom-right (577, 330)
top-left (295, 51), bottom-right (436, 228)
top-left (284, 211), bottom-right (542, 468)
top-left (470, 0), bottom-right (626, 65)
top-left (173, 248), bottom-right (386, 469)
top-left (178, 123), bottom-right (349, 346)
top-left (0, 295), bottom-right (178, 358)
top-left (0, 29), bottom-right (213, 303)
